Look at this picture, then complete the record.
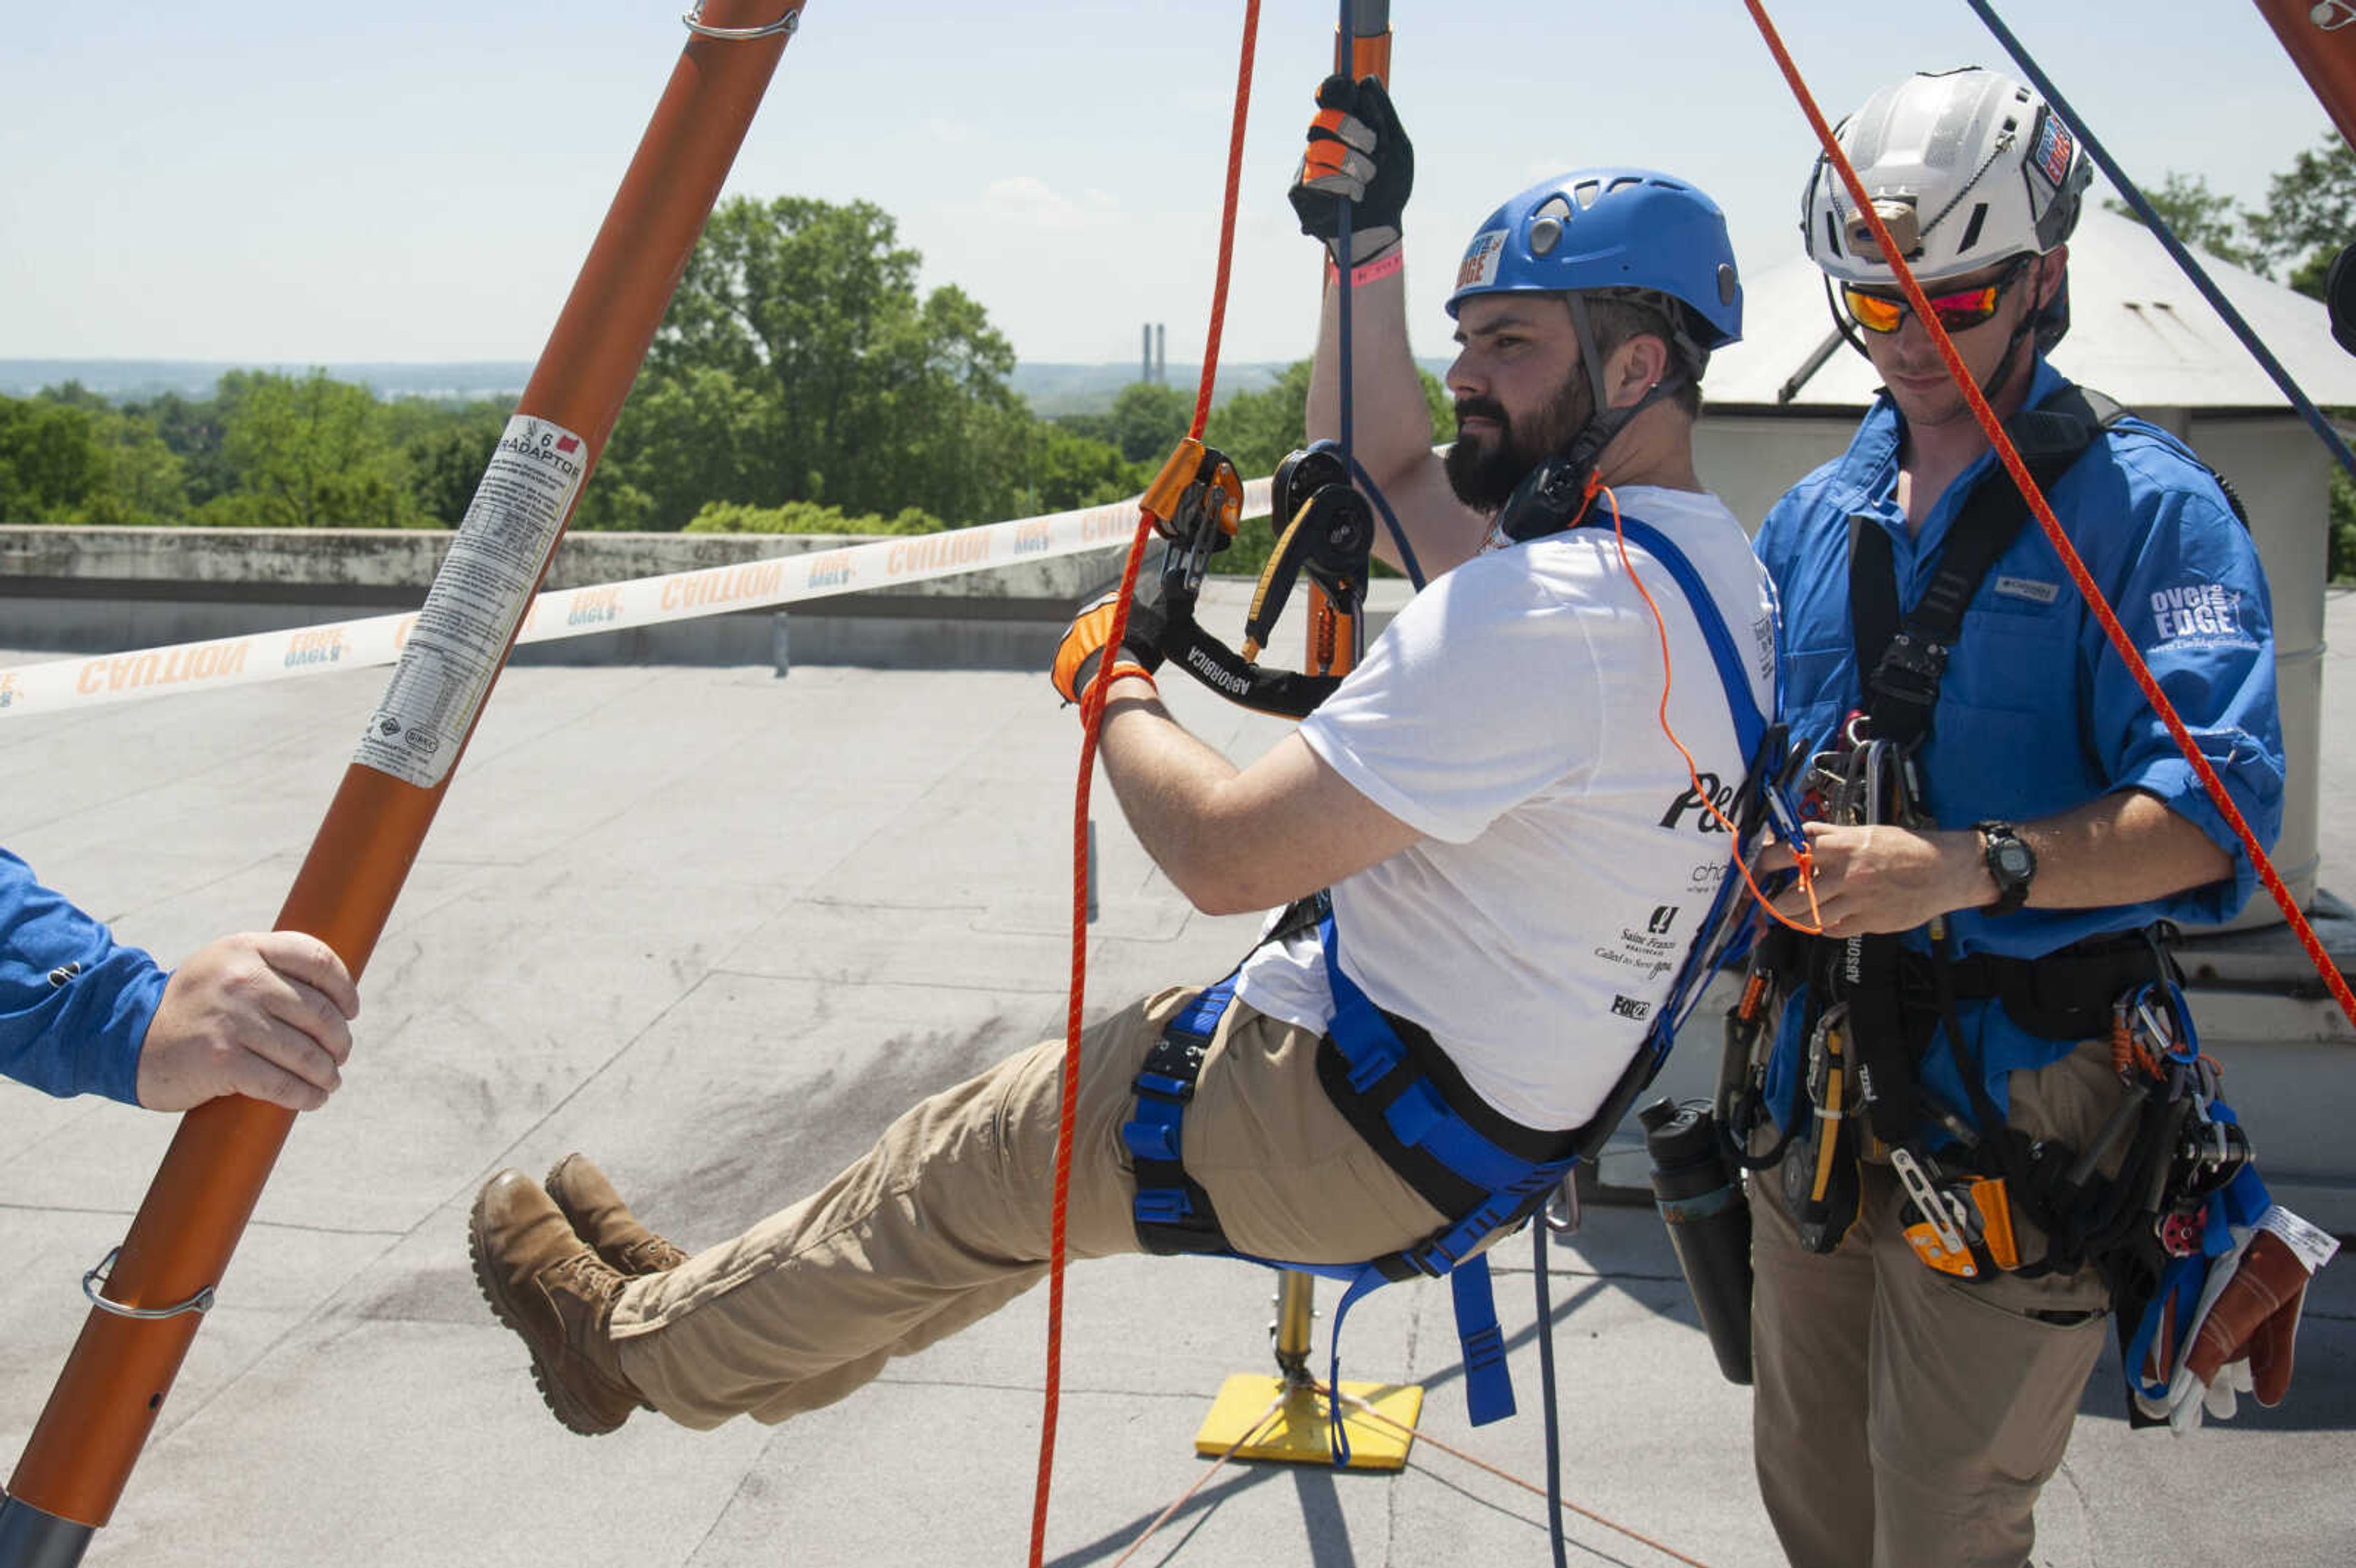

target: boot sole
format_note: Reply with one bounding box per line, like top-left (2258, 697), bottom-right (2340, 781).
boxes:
top-left (467, 1186), bottom-right (629, 1437)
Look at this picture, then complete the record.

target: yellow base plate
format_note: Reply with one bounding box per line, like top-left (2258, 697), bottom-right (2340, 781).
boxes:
top-left (1191, 1374), bottom-right (1422, 1470)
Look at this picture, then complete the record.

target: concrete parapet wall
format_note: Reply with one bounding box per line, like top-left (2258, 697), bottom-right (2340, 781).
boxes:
top-left (0, 525), bottom-right (1127, 605)
top-left (0, 525), bottom-right (1132, 669)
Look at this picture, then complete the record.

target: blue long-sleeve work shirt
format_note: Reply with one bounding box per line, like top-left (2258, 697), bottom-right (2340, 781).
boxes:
top-left (2, 846), bottom-right (166, 1104)
top-left (1751, 358), bottom-right (2287, 1130)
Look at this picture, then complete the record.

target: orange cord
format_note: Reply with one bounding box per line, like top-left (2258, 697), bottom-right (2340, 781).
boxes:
top-left (1326, 1383), bottom-right (1717, 1567)
top-left (1031, 6), bottom-right (1262, 1564)
top-left (1741, 0), bottom-right (2356, 1037)
top-left (1595, 481), bottom-right (1825, 938)
top-left (1104, 1393), bottom-right (1288, 1567)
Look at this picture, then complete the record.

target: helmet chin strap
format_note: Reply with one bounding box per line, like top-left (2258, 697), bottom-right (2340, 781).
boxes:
top-left (1979, 264), bottom-right (2062, 407)
top-left (1497, 294), bottom-right (1690, 542)
top-left (1974, 313), bottom-right (2038, 407)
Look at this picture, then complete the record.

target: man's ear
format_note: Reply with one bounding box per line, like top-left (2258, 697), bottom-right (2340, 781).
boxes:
top-left (1607, 334), bottom-right (1672, 410)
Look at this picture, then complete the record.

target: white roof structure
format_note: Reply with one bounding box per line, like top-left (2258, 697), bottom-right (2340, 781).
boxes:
top-left (1706, 207), bottom-right (2356, 411)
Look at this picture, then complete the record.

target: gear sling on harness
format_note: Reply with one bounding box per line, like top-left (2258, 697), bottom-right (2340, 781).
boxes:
top-left (1123, 512), bottom-right (1779, 1453)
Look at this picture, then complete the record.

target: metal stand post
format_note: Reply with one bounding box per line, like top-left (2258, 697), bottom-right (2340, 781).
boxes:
top-left (0, 1497), bottom-right (91, 1568)
top-left (1271, 1269), bottom-right (1316, 1385)
top-left (1191, 1269), bottom-right (1422, 1470)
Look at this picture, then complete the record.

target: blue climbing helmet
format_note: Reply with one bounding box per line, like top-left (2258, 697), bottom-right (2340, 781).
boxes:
top-left (1446, 167), bottom-right (1744, 353)
top-left (1448, 170), bottom-right (1744, 540)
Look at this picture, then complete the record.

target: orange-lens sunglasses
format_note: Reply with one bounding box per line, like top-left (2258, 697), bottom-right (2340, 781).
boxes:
top-left (1841, 257), bottom-right (2030, 336)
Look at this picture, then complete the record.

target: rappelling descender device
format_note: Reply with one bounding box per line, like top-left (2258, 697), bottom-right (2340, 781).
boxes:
top-left (1142, 437), bottom-right (1378, 719)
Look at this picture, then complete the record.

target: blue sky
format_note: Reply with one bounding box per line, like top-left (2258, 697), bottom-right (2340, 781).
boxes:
top-left (0, 1), bottom-right (2331, 371)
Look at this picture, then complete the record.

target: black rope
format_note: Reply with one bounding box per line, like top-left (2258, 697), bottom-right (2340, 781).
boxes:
top-left (1531, 1223), bottom-right (1571, 1568)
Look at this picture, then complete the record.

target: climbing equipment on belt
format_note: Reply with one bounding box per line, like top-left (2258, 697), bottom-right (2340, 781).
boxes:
top-left (1718, 375), bottom-right (2289, 1427)
top-left (1727, 383), bottom-right (2193, 1243)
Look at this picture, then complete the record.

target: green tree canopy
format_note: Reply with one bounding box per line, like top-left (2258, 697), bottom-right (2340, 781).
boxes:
top-left (2249, 133), bottom-right (2356, 298)
top-left (1204, 359), bottom-right (1453, 483)
top-left (2103, 172), bottom-right (2262, 271)
top-left (389, 399), bottom-right (511, 526)
top-left (0, 396), bottom-right (109, 524)
top-left (609, 194), bottom-right (1033, 529)
top-left (1020, 419), bottom-right (1140, 515)
top-left (197, 370), bottom-right (422, 529)
top-left (1102, 382), bottom-right (1195, 464)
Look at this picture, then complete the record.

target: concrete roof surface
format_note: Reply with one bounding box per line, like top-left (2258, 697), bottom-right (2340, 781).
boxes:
top-left (1707, 207), bottom-right (2356, 410)
top-left (2, 584), bottom-right (2352, 1566)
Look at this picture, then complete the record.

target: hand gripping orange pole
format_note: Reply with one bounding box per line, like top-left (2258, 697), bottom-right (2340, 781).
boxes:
top-left (0, 2), bottom-right (804, 1550)
top-left (2253, 0), bottom-right (2356, 153)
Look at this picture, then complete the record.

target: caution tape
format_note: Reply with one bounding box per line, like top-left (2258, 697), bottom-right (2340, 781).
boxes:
top-left (0, 481), bottom-right (1272, 720)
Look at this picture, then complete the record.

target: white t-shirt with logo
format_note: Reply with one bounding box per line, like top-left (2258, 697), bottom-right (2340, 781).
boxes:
top-left (1232, 485), bottom-right (1778, 1132)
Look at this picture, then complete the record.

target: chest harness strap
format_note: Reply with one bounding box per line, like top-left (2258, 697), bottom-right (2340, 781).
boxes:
top-left (1124, 511), bottom-right (1781, 1456)
top-left (1830, 385), bottom-right (2128, 1163)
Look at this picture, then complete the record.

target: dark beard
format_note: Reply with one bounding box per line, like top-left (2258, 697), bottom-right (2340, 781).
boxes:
top-left (1442, 367), bottom-right (1591, 514)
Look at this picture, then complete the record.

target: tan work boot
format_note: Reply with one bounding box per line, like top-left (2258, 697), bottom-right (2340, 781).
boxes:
top-left (544, 1153), bottom-right (689, 1277)
top-left (469, 1169), bottom-right (646, 1435)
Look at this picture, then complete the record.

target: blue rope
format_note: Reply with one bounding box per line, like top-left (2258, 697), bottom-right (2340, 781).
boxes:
top-left (1966, 0), bottom-right (2356, 485)
top-left (1531, 1223), bottom-right (1571, 1568)
top-left (1349, 452), bottom-right (1425, 590)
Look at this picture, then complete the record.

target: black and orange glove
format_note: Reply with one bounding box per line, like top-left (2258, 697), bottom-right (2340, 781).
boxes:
top-left (1288, 74), bottom-right (1412, 266)
top-left (1051, 590), bottom-right (1166, 708)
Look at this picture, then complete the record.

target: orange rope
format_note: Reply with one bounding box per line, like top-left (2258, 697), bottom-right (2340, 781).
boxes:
top-left (1741, 0), bottom-right (2356, 1035)
top-left (1106, 1393), bottom-right (1288, 1567)
top-left (1325, 1384), bottom-right (1717, 1567)
top-left (1030, 5), bottom-right (1262, 1564)
top-left (1594, 480), bottom-right (1825, 937)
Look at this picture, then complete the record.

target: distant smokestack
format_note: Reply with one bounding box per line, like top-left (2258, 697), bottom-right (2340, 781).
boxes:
top-left (1142, 323), bottom-right (1152, 384)
top-left (1155, 324), bottom-right (1166, 386)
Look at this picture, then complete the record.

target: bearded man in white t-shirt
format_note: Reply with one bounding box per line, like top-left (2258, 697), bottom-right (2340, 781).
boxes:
top-left (464, 75), bottom-right (1780, 1442)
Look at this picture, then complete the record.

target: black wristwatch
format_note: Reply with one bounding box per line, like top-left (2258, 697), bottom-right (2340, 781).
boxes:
top-left (1975, 820), bottom-right (2036, 917)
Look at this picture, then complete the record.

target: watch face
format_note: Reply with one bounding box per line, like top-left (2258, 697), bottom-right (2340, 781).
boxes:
top-left (1994, 840), bottom-right (2033, 880)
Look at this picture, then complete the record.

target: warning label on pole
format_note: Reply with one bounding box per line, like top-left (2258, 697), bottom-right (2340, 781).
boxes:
top-left (354, 415), bottom-right (588, 788)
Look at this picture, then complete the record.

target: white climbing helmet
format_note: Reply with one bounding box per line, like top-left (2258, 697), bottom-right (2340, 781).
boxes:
top-left (1801, 67), bottom-right (2092, 285)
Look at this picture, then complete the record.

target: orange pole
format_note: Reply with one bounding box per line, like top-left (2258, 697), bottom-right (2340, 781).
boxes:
top-left (2253, 0), bottom-right (2356, 153)
top-left (1314, 0), bottom-right (1392, 676)
top-left (3, 0), bottom-right (803, 1534)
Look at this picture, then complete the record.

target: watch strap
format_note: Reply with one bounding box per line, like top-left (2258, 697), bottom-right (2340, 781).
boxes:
top-left (1974, 820), bottom-right (2035, 917)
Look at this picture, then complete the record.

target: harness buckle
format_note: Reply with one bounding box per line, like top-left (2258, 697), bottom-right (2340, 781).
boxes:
top-left (1403, 1237), bottom-right (1459, 1278)
top-left (1122, 1114), bottom-right (1184, 1164)
top-left (1384, 1078), bottom-right (1448, 1148)
top-left (1133, 1188), bottom-right (1199, 1228)
top-left (1865, 631), bottom-right (1949, 714)
top-left (1133, 1070), bottom-right (1197, 1105)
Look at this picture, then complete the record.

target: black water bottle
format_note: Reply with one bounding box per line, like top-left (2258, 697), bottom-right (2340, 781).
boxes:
top-left (1641, 1097), bottom-right (1754, 1386)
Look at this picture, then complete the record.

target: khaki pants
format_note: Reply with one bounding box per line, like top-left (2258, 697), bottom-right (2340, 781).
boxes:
top-left (607, 986), bottom-right (1449, 1429)
top-left (1752, 1037), bottom-right (2127, 1568)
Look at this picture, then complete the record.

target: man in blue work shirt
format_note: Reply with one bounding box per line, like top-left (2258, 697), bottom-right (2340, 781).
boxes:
top-left (1743, 68), bottom-right (2285, 1568)
top-left (2, 847), bottom-right (359, 1111)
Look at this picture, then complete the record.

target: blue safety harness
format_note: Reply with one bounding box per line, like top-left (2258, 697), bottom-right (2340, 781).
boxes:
top-left (1123, 515), bottom-right (1787, 1456)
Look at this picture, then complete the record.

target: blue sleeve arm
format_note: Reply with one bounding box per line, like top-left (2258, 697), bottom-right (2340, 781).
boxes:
top-left (1, 847), bottom-right (167, 1104)
top-left (2083, 479), bottom-right (2286, 924)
